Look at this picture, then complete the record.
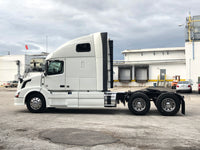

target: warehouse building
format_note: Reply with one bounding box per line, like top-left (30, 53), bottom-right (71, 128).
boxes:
top-left (0, 53), bottom-right (48, 86)
top-left (113, 47), bottom-right (186, 87)
top-left (114, 15), bottom-right (200, 91)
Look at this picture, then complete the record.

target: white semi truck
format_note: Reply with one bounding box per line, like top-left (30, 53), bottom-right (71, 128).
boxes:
top-left (14, 32), bottom-right (185, 116)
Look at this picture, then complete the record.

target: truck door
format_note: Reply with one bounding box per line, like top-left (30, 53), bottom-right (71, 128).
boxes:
top-left (44, 59), bottom-right (79, 107)
top-left (44, 59), bottom-right (65, 91)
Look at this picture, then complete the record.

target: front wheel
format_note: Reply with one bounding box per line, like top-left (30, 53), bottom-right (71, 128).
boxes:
top-left (26, 93), bottom-right (46, 113)
top-left (156, 93), bottom-right (180, 116)
top-left (128, 92), bottom-right (150, 115)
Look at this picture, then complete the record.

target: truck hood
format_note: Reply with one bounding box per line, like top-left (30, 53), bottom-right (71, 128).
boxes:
top-left (18, 74), bottom-right (42, 90)
top-left (23, 74), bottom-right (42, 81)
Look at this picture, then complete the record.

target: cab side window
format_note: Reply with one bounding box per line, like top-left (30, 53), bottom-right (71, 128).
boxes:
top-left (76, 43), bottom-right (91, 52)
top-left (47, 60), bottom-right (64, 75)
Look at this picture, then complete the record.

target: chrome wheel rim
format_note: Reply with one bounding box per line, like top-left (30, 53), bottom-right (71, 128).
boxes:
top-left (161, 98), bottom-right (176, 112)
top-left (30, 97), bottom-right (42, 110)
top-left (132, 98), bottom-right (146, 112)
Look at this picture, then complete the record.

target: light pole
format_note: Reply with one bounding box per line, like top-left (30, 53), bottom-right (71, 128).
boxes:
top-left (46, 35), bottom-right (48, 53)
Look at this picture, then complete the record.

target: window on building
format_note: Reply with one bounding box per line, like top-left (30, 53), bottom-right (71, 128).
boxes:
top-left (167, 51), bottom-right (169, 55)
top-left (76, 43), bottom-right (91, 52)
top-left (141, 52), bottom-right (143, 56)
top-left (153, 51), bottom-right (156, 55)
top-left (46, 60), bottom-right (64, 75)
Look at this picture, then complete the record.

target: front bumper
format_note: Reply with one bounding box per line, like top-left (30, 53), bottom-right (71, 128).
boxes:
top-left (14, 97), bottom-right (24, 106)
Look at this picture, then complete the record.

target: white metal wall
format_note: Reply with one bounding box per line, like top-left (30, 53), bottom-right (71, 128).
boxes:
top-left (0, 55), bottom-right (39, 85)
top-left (0, 55), bottom-right (25, 85)
top-left (124, 48), bottom-right (185, 62)
top-left (149, 64), bottom-right (186, 81)
top-left (185, 41), bottom-right (200, 90)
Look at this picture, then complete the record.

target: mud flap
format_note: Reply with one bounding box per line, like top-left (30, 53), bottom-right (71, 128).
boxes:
top-left (181, 99), bottom-right (185, 115)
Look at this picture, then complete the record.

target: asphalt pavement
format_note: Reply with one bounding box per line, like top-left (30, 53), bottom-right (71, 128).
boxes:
top-left (0, 87), bottom-right (200, 150)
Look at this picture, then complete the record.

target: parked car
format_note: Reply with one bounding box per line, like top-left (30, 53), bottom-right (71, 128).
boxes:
top-left (3, 81), bottom-right (18, 88)
top-left (176, 81), bottom-right (192, 93)
top-left (198, 83), bottom-right (200, 94)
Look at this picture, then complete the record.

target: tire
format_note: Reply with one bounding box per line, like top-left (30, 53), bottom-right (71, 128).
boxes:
top-left (156, 93), bottom-right (180, 116)
top-left (128, 92), bottom-right (150, 115)
top-left (26, 93), bottom-right (46, 113)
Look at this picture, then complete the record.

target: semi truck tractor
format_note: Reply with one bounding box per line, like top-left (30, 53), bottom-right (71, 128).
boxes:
top-left (14, 32), bottom-right (185, 116)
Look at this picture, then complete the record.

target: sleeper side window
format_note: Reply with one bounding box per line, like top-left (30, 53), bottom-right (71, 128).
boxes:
top-left (46, 60), bottom-right (64, 75)
top-left (76, 43), bottom-right (91, 52)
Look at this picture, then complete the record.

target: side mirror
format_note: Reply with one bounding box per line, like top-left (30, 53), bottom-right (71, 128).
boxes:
top-left (18, 77), bottom-right (23, 83)
top-left (44, 61), bottom-right (48, 76)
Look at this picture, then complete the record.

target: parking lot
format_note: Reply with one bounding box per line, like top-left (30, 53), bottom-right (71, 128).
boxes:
top-left (0, 87), bottom-right (200, 150)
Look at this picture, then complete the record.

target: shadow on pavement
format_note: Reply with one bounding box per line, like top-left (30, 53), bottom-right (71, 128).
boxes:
top-left (15, 107), bottom-right (186, 117)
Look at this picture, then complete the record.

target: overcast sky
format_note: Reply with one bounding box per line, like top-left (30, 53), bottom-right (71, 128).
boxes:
top-left (0, 0), bottom-right (200, 60)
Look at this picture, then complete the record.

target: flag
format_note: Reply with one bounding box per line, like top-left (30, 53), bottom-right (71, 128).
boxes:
top-left (25, 45), bottom-right (28, 50)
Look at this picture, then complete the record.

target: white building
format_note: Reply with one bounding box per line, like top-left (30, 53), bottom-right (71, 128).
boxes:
top-left (185, 15), bottom-right (200, 91)
top-left (185, 41), bottom-right (200, 90)
top-left (113, 47), bottom-right (186, 87)
top-left (0, 53), bottom-right (47, 85)
top-left (114, 15), bottom-right (200, 91)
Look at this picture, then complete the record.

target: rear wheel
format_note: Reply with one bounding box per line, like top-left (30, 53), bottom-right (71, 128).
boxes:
top-left (128, 92), bottom-right (150, 115)
top-left (156, 93), bottom-right (180, 116)
top-left (26, 93), bottom-right (46, 113)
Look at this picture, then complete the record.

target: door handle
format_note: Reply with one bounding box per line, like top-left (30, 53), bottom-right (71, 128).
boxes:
top-left (60, 85), bottom-right (65, 88)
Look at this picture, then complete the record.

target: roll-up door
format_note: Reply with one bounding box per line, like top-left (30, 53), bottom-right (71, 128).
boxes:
top-left (135, 66), bottom-right (149, 83)
top-left (119, 66), bottom-right (132, 82)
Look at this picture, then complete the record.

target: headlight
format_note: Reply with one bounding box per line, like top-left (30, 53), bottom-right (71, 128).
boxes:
top-left (15, 92), bottom-right (20, 98)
